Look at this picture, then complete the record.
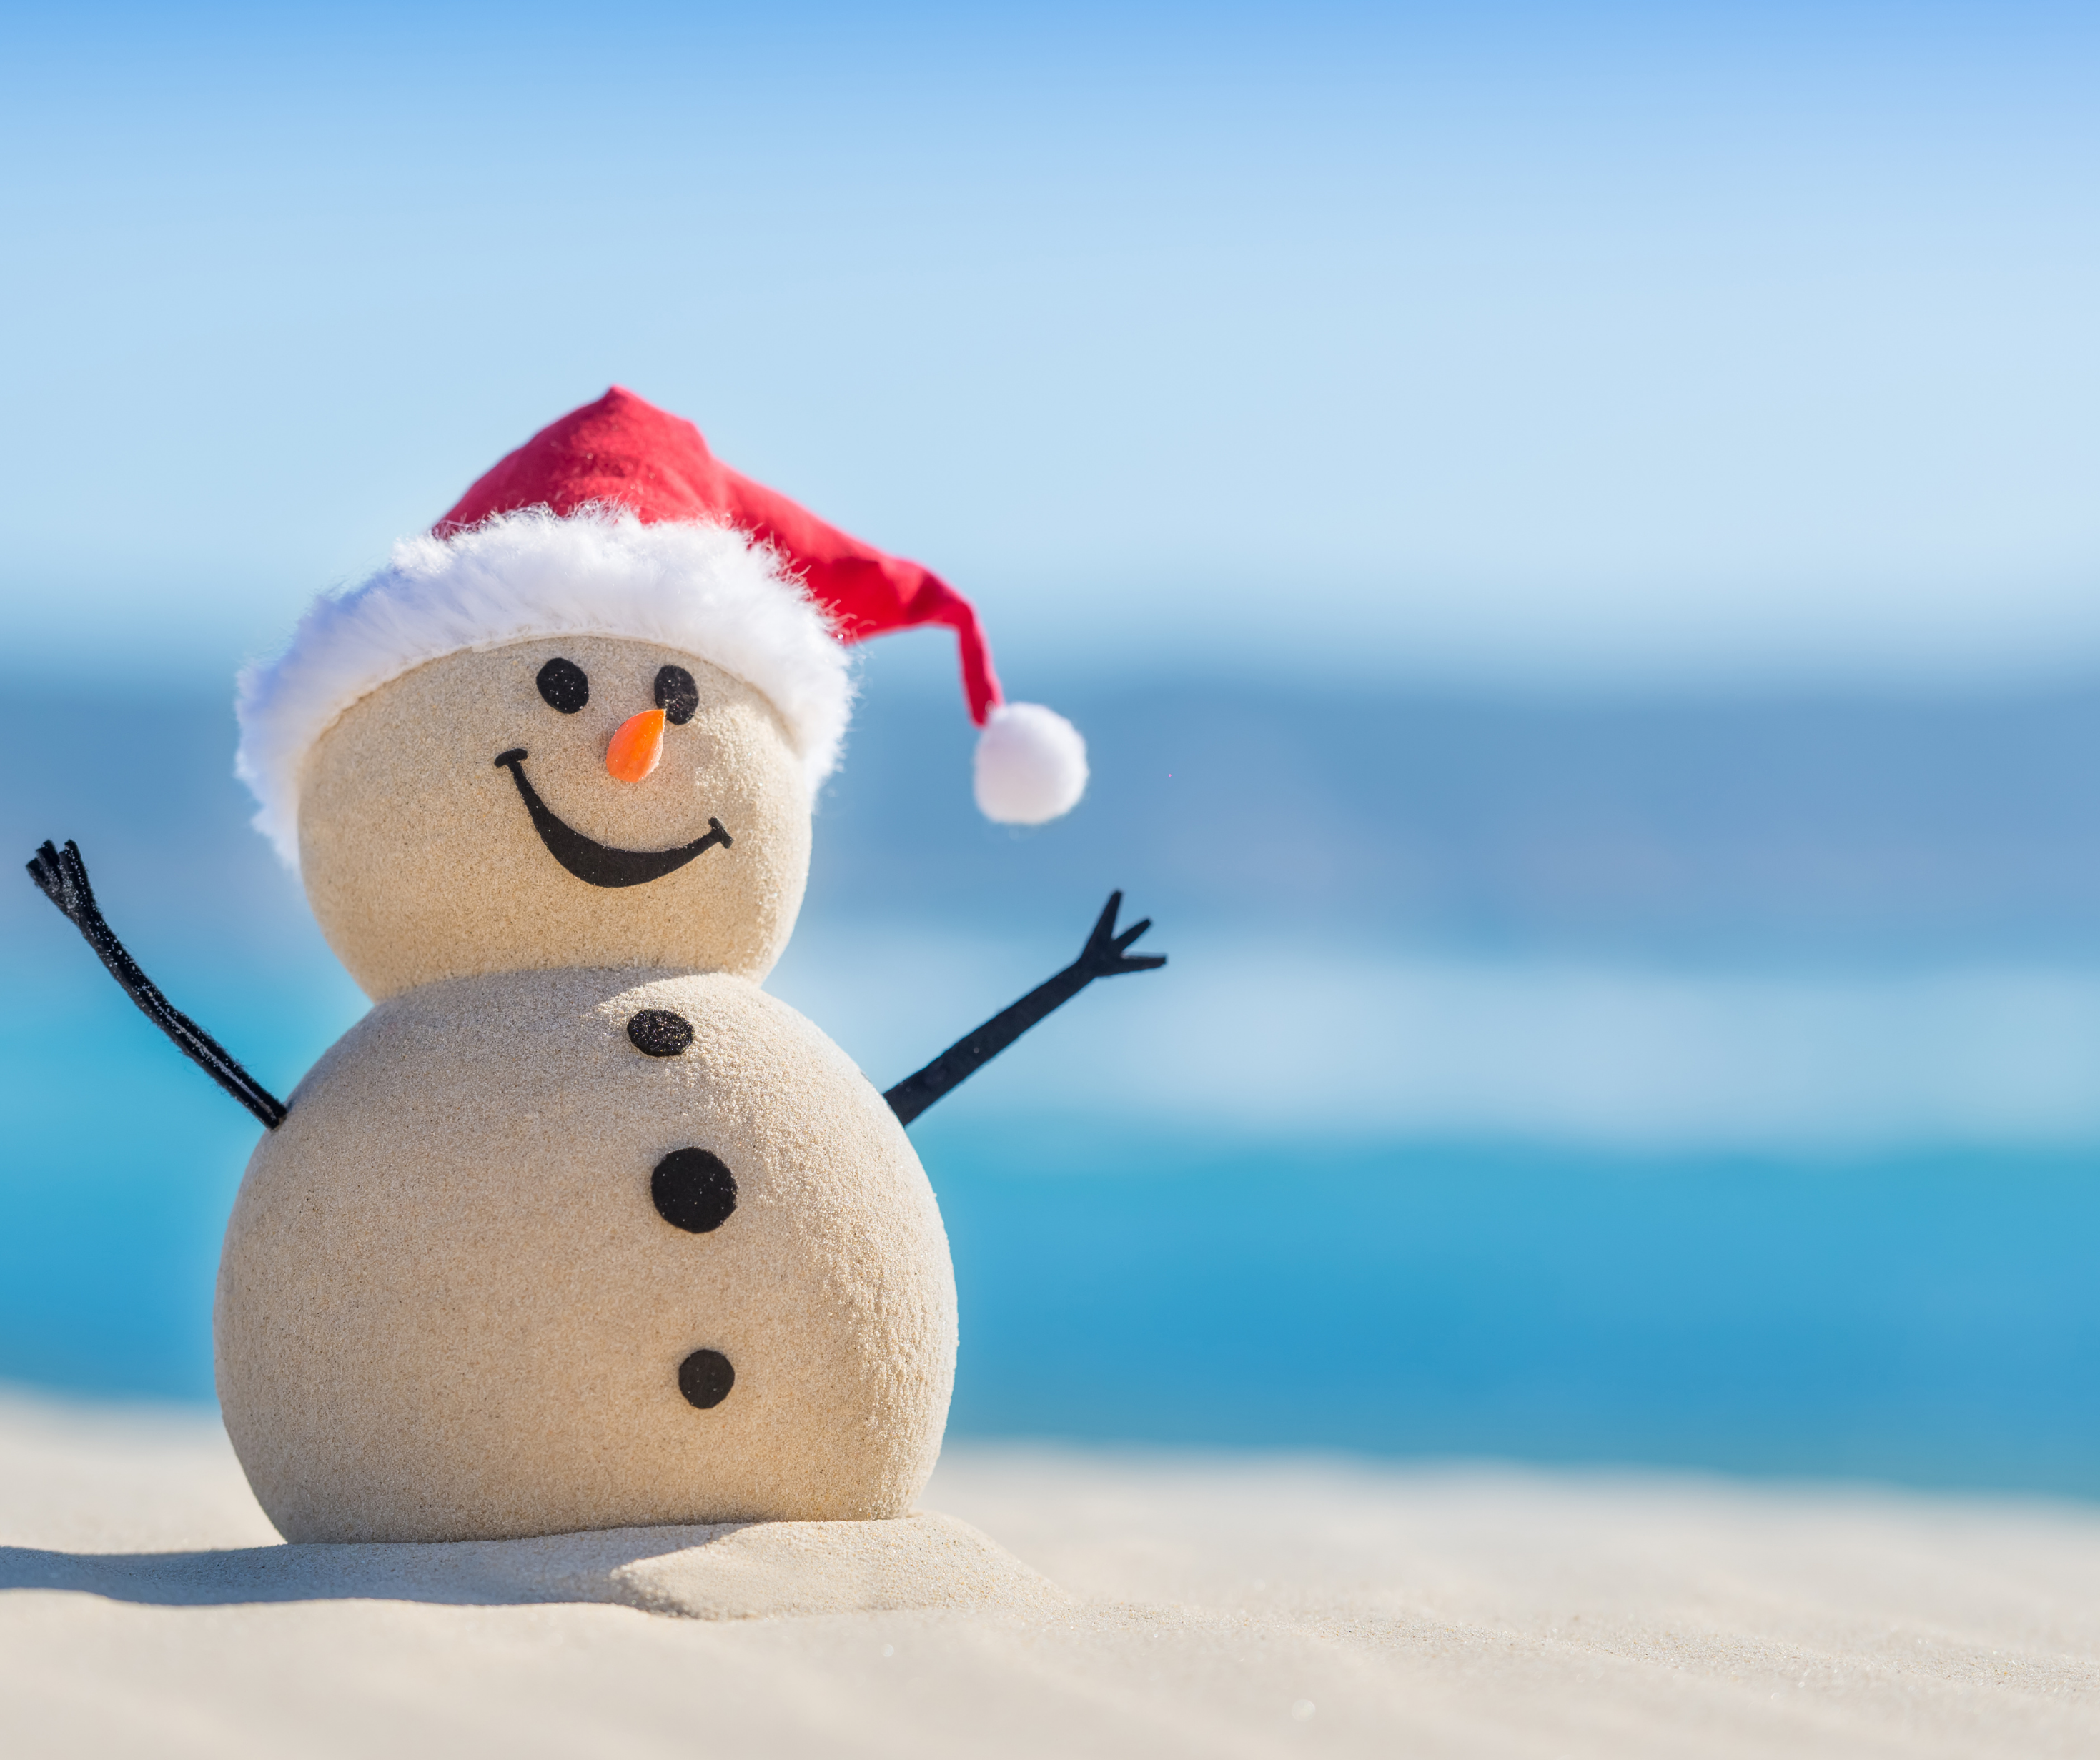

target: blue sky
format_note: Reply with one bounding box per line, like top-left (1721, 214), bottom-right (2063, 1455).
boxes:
top-left (3, 2), bottom-right (2096, 687)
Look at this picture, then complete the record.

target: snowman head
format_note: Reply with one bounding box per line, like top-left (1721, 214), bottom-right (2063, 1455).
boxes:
top-left (239, 507), bottom-right (848, 999)
top-left (237, 389), bottom-right (1090, 998)
top-left (297, 630), bottom-right (819, 998)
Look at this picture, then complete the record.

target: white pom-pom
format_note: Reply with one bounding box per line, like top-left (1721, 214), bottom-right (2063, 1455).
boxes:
top-left (974, 702), bottom-right (1089, 824)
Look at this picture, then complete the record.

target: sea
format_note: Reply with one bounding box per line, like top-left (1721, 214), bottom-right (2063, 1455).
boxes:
top-left (8, 652), bottom-right (2100, 1495)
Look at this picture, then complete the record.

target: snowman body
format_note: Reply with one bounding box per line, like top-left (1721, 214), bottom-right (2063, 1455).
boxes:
top-left (217, 967), bottom-right (956, 1544)
top-left (217, 615), bottom-right (966, 1544)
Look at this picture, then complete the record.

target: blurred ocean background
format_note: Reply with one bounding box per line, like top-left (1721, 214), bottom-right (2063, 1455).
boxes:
top-left (14, 660), bottom-right (2100, 1491)
top-left (5, 1), bottom-right (2100, 1493)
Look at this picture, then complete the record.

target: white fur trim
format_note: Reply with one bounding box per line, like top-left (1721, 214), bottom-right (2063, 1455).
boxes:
top-left (236, 508), bottom-right (854, 866)
top-left (973, 702), bottom-right (1088, 824)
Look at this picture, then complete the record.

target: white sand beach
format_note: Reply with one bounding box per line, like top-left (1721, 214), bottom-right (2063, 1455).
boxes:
top-left (4, 1387), bottom-right (2098, 1758)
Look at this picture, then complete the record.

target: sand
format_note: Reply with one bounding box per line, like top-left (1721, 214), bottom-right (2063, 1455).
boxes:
top-left (219, 965), bottom-right (955, 1543)
top-left (297, 637), bottom-right (813, 1001)
top-left (5, 1389), bottom-right (2099, 1756)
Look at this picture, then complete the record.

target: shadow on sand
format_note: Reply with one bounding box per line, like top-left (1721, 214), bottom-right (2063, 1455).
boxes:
top-left (0, 1512), bottom-right (1064, 1620)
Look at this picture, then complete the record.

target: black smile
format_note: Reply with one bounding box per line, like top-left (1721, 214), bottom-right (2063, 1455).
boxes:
top-left (494, 750), bottom-right (733, 888)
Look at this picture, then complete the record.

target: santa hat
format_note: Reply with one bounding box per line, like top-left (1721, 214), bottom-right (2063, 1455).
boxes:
top-left (236, 387), bottom-right (1087, 863)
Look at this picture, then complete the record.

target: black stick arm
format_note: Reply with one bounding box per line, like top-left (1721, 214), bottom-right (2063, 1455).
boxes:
top-left (883, 965), bottom-right (1092, 1128)
top-left (884, 890), bottom-right (1166, 1128)
top-left (26, 840), bottom-right (288, 1130)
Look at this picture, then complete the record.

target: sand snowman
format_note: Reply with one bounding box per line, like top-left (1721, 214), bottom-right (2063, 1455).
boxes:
top-left (29, 389), bottom-right (1162, 1544)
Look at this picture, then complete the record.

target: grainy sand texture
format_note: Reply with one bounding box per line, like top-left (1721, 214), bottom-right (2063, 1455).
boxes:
top-left (4, 1388), bottom-right (2098, 1757)
top-left (219, 966), bottom-right (956, 1542)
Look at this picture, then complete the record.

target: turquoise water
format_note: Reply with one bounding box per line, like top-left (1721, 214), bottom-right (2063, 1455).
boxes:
top-left (7, 1050), bottom-right (2100, 1493)
top-left (931, 1123), bottom-right (2100, 1491)
top-left (8, 672), bottom-right (2100, 1493)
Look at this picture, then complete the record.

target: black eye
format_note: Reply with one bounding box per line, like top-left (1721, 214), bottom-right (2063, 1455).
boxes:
top-left (654, 665), bottom-right (699, 725)
top-left (537, 657), bottom-right (589, 714)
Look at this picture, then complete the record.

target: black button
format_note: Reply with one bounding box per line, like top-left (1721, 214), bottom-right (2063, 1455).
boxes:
top-left (628, 1010), bottom-right (694, 1058)
top-left (678, 1348), bottom-right (736, 1409)
top-left (653, 1148), bottom-right (737, 1233)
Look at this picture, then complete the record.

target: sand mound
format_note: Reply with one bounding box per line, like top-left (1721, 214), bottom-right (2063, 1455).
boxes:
top-left (2, 1511), bottom-right (1067, 1621)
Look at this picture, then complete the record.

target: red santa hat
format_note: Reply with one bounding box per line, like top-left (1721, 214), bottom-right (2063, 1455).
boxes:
top-left (237, 387), bottom-right (1088, 863)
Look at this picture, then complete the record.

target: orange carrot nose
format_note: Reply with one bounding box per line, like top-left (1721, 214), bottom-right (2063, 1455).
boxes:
top-left (605, 707), bottom-right (666, 783)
